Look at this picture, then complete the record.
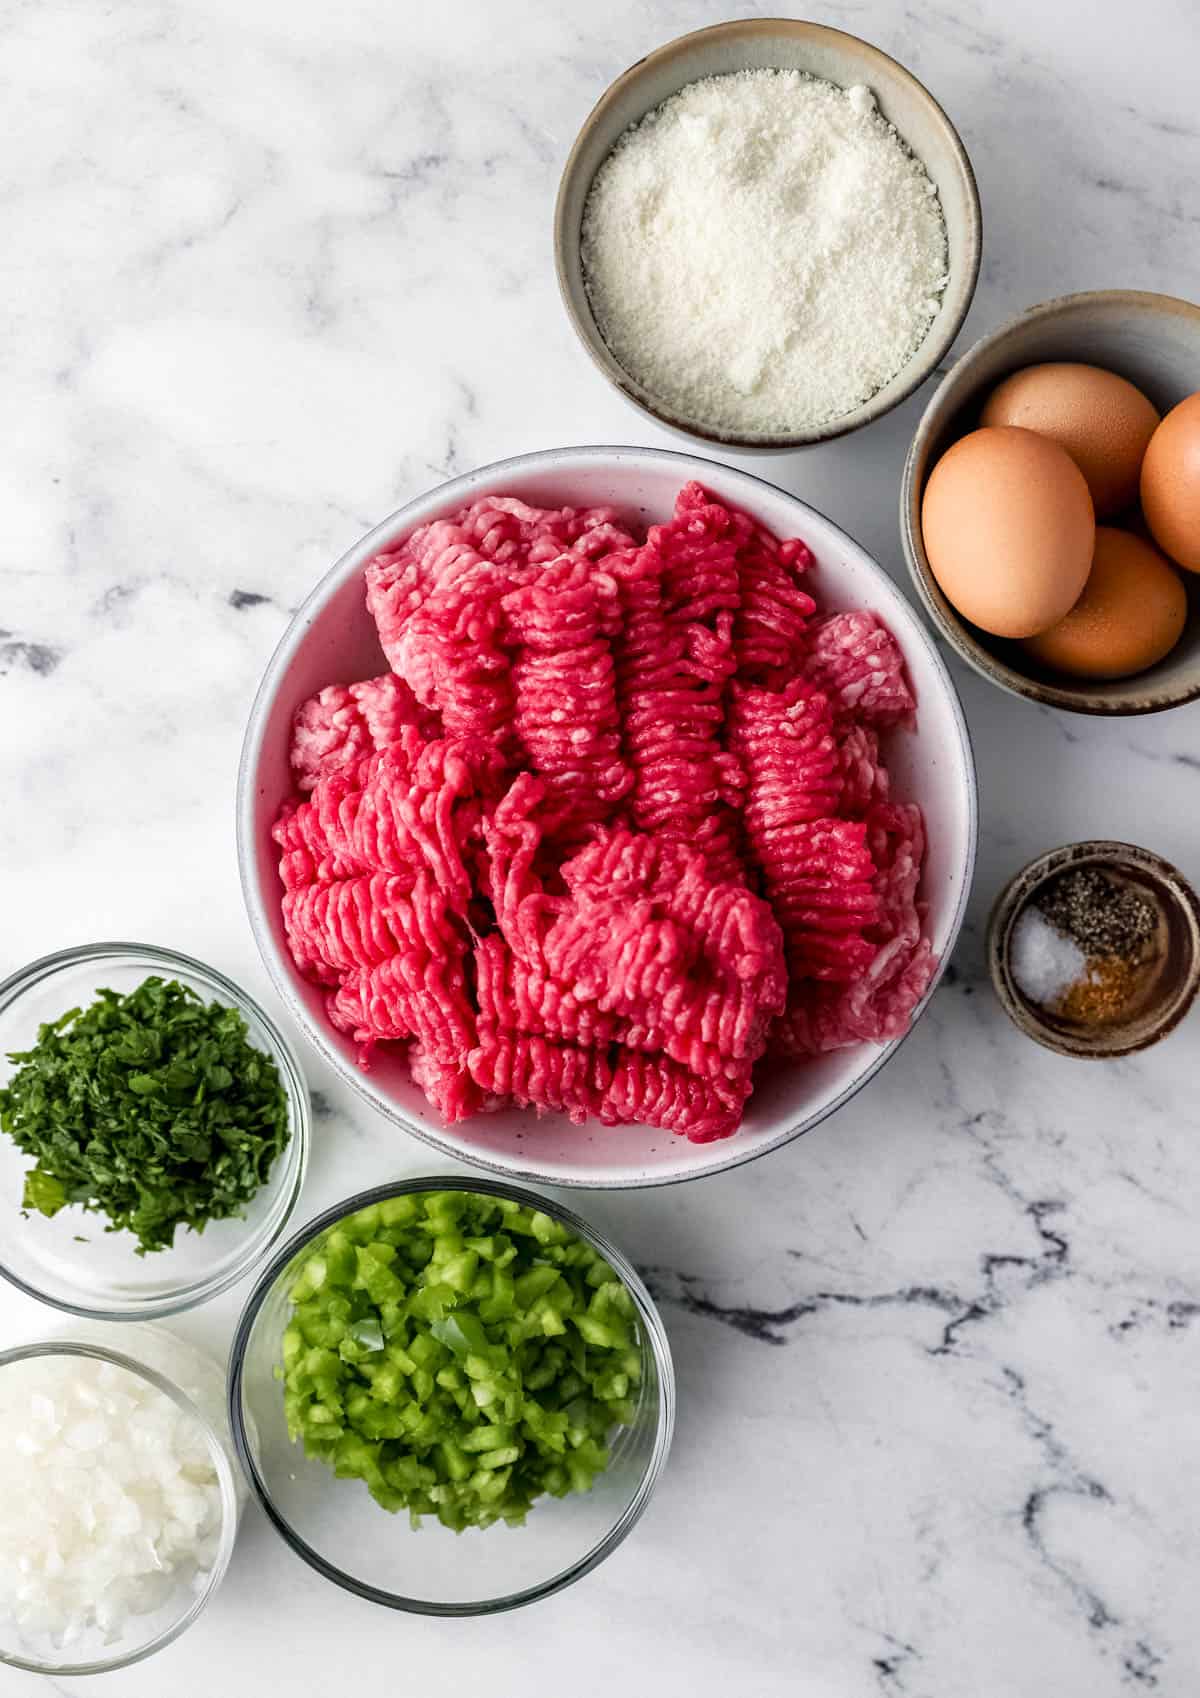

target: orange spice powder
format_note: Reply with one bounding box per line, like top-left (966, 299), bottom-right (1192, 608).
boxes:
top-left (1058, 956), bottom-right (1139, 1024)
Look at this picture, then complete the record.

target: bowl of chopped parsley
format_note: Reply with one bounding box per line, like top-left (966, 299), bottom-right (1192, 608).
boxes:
top-left (228, 1179), bottom-right (674, 1613)
top-left (0, 943), bottom-right (310, 1319)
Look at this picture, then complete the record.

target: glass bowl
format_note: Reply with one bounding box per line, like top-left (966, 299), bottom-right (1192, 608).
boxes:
top-left (229, 1177), bottom-right (675, 1614)
top-left (0, 1339), bottom-right (240, 1676)
top-left (0, 942), bottom-right (310, 1319)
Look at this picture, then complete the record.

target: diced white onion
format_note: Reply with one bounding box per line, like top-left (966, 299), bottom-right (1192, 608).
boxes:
top-left (0, 1355), bottom-right (225, 1647)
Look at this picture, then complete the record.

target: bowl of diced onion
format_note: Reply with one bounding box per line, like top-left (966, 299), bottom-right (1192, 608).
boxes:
top-left (0, 1334), bottom-right (240, 1676)
top-left (228, 1178), bottom-right (674, 1614)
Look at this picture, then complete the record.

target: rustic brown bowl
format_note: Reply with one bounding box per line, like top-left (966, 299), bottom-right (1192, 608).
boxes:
top-left (902, 290), bottom-right (1200, 714)
top-left (554, 19), bottom-right (981, 451)
top-left (987, 840), bottom-right (1200, 1058)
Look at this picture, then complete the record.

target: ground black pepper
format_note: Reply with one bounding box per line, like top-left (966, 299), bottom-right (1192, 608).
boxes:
top-left (1037, 867), bottom-right (1157, 962)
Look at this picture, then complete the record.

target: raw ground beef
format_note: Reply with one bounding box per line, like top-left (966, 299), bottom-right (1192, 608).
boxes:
top-left (273, 483), bottom-right (935, 1142)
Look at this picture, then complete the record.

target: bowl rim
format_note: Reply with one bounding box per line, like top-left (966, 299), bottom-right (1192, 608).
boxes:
top-left (235, 442), bottom-right (979, 1189)
top-left (985, 838), bottom-right (1200, 1057)
top-left (227, 1175), bottom-right (676, 1615)
top-left (900, 287), bottom-right (1200, 716)
top-left (553, 16), bottom-right (983, 450)
top-left (0, 1337), bottom-right (240, 1675)
top-left (0, 940), bottom-right (311, 1321)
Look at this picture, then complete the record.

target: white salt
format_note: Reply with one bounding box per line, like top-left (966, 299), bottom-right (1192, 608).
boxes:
top-left (1010, 908), bottom-right (1086, 1009)
top-left (581, 69), bottom-right (949, 434)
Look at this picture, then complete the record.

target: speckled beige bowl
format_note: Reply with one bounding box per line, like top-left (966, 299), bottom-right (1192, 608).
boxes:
top-left (987, 841), bottom-right (1200, 1058)
top-left (902, 290), bottom-right (1200, 715)
top-left (554, 19), bottom-right (981, 450)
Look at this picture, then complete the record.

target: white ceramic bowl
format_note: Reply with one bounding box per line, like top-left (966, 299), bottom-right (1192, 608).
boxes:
top-left (238, 447), bottom-right (977, 1187)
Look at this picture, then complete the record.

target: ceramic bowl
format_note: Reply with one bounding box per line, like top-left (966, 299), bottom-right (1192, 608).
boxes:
top-left (901, 290), bottom-right (1200, 714)
top-left (238, 446), bottom-right (976, 1187)
top-left (987, 840), bottom-right (1200, 1057)
top-left (554, 19), bottom-right (981, 450)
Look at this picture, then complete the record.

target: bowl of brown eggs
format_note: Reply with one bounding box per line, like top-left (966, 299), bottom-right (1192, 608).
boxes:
top-left (901, 290), bottom-right (1200, 714)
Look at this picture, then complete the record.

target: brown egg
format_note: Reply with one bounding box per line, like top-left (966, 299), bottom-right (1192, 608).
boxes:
top-left (1023, 527), bottom-right (1187, 679)
top-left (921, 426), bottom-right (1095, 638)
top-left (1140, 391), bottom-right (1200, 573)
top-left (981, 362), bottom-right (1159, 517)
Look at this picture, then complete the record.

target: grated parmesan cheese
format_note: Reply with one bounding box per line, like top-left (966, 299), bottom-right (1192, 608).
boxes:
top-left (581, 69), bottom-right (949, 435)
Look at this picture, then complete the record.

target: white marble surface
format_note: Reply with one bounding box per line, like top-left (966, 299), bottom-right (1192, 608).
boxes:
top-left (2, 0), bottom-right (1200, 1693)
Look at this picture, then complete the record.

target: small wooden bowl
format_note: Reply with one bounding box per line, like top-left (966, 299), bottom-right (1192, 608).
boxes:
top-left (987, 840), bottom-right (1200, 1058)
top-left (901, 290), bottom-right (1200, 715)
top-left (555, 19), bottom-right (981, 451)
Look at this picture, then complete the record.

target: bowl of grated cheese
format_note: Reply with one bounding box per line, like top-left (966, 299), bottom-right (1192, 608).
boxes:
top-left (555, 19), bottom-right (981, 449)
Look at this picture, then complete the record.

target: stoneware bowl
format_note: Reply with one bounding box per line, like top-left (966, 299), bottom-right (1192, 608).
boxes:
top-left (987, 840), bottom-right (1200, 1058)
top-left (554, 19), bottom-right (981, 451)
top-left (901, 290), bottom-right (1200, 714)
top-left (238, 445), bottom-right (977, 1188)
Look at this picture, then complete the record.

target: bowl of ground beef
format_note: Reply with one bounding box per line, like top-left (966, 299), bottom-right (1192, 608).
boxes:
top-left (238, 447), bottom-right (976, 1187)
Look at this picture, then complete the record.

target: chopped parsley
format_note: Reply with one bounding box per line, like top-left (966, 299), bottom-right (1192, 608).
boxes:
top-left (0, 976), bottom-right (292, 1255)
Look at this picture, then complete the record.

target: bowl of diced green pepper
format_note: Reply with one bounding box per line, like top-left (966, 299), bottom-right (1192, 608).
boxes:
top-left (228, 1179), bottom-right (675, 1613)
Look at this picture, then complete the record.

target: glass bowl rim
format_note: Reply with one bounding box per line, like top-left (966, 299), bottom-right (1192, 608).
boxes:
top-left (0, 1337), bottom-right (241, 1676)
top-left (228, 1174), bottom-right (676, 1616)
top-left (0, 941), bottom-right (311, 1320)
